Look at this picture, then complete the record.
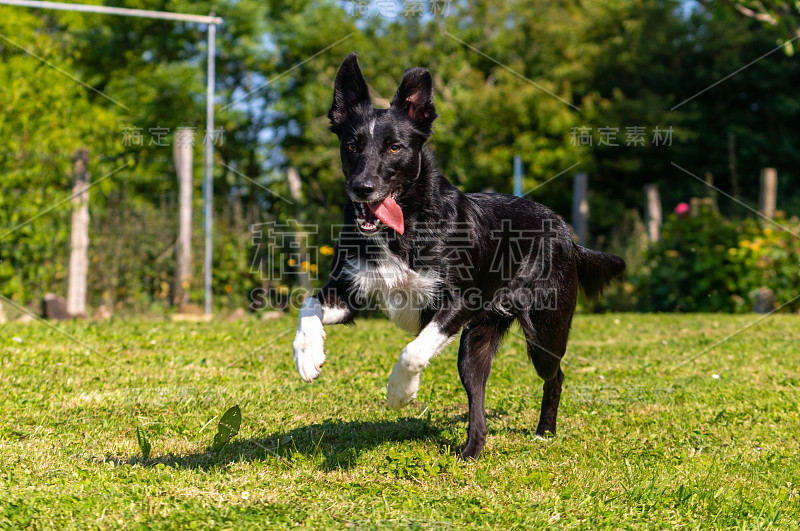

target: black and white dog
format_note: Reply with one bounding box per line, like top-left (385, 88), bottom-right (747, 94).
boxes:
top-left (292, 53), bottom-right (625, 459)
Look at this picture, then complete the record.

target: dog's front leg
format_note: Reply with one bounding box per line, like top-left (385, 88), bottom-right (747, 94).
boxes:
top-left (386, 309), bottom-right (466, 409)
top-left (293, 286), bottom-right (354, 383)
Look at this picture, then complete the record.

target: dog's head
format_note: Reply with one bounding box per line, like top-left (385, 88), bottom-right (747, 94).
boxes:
top-left (328, 53), bottom-right (437, 236)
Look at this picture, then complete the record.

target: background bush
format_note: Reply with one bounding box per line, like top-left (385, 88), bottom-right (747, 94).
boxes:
top-left (634, 206), bottom-right (800, 312)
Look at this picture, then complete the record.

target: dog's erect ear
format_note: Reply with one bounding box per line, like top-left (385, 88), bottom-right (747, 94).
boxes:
top-left (391, 67), bottom-right (437, 133)
top-left (328, 53), bottom-right (372, 129)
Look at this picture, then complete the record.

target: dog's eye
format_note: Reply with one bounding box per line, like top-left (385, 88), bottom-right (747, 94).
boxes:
top-left (389, 144), bottom-right (401, 153)
top-left (346, 142), bottom-right (358, 152)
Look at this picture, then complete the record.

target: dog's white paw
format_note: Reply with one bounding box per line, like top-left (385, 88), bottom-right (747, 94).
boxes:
top-left (386, 360), bottom-right (420, 410)
top-left (293, 318), bottom-right (326, 383)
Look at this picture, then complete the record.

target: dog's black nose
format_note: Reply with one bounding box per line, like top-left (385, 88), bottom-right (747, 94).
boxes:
top-left (350, 180), bottom-right (375, 199)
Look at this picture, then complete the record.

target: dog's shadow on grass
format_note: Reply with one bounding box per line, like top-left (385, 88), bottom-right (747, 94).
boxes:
top-left (136, 417), bottom-right (458, 472)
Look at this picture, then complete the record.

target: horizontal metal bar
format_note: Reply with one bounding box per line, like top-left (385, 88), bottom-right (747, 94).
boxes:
top-left (0, 0), bottom-right (222, 24)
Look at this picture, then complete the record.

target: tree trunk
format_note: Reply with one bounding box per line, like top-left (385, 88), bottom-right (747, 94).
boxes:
top-left (759, 168), bottom-right (777, 220)
top-left (644, 184), bottom-right (661, 243)
top-left (173, 128), bottom-right (194, 307)
top-left (66, 149), bottom-right (90, 317)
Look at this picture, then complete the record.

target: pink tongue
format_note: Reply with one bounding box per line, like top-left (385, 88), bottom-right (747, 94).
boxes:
top-left (368, 196), bottom-right (404, 235)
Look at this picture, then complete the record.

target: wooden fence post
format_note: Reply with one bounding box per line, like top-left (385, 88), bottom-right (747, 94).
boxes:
top-left (759, 167), bottom-right (777, 220)
top-left (572, 172), bottom-right (588, 243)
top-left (644, 184), bottom-right (661, 243)
top-left (173, 128), bottom-right (194, 307)
top-left (66, 148), bottom-right (90, 317)
top-left (287, 167), bottom-right (311, 293)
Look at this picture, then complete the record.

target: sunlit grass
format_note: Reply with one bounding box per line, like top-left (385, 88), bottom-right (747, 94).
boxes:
top-left (1, 313), bottom-right (799, 529)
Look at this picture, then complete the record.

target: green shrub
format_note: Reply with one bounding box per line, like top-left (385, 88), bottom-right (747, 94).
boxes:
top-left (728, 215), bottom-right (800, 311)
top-left (634, 206), bottom-right (800, 312)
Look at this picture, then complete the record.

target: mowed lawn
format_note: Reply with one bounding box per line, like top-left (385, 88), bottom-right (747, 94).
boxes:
top-left (1, 313), bottom-right (799, 529)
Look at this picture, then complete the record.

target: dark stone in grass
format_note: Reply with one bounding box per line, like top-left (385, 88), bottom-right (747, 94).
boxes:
top-left (43, 293), bottom-right (74, 320)
top-left (753, 287), bottom-right (776, 314)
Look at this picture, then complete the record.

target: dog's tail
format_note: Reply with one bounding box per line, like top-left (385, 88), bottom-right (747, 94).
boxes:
top-left (573, 243), bottom-right (626, 301)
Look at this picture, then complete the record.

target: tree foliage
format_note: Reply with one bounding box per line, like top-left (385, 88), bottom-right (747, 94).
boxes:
top-left (1, 0), bottom-right (797, 312)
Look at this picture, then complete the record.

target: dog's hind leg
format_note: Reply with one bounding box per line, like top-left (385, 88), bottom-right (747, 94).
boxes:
top-left (518, 311), bottom-right (570, 439)
top-left (457, 316), bottom-right (513, 459)
top-left (534, 367), bottom-right (565, 438)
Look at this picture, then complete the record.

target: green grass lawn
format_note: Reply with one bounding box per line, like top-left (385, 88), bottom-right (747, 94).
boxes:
top-left (1, 313), bottom-right (799, 529)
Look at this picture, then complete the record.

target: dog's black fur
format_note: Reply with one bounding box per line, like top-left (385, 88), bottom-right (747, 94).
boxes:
top-left (303, 53), bottom-right (625, 459)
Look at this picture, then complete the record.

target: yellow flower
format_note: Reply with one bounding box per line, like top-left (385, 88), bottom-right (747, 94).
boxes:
top-left (300, 261), bottom-right (310, 272)
top-left (320, 245), bottom-right (335, 256)
top-left (287, 258), bottom-right (296, 266)
top-left (728, 248), bottom-right (737, 256)
top-left (739, 240), bottom-right (751, 249)
top-left (310, 264), bottom-right (318, 274)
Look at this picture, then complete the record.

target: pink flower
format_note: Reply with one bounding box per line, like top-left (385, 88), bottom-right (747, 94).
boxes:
top-left (674, 202), bottom-right (690, 218)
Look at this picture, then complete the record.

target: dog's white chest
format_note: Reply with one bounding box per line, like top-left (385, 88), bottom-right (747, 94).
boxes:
top-left (345, 246), bottom-right (438, 334)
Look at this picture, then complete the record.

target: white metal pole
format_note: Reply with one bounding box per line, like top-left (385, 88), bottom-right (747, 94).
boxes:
top-left (513, 155), bottom-right (523, 197)
top-left (0, 0), bottom-right (222, 24)
top-left (204, 21), bottom-right (215, 315)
